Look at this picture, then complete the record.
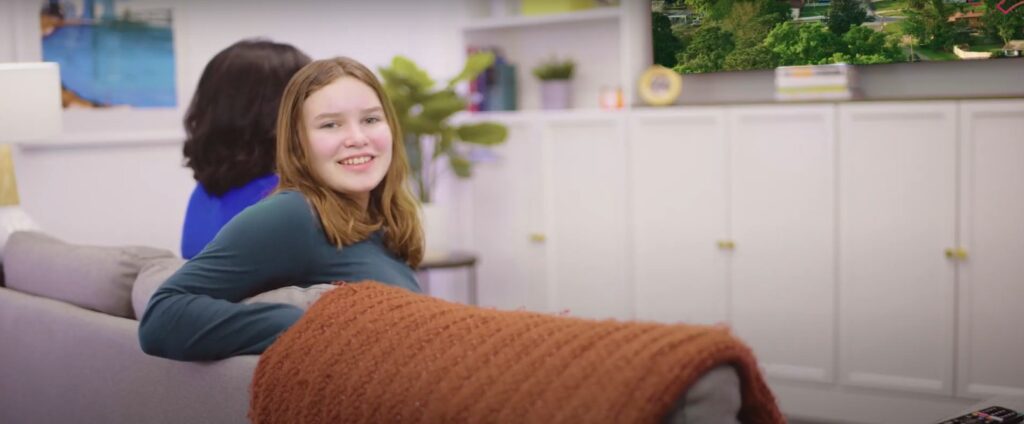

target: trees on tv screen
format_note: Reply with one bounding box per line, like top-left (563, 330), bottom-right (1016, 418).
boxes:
top-left (651, 0), bottom-right (1024, 73)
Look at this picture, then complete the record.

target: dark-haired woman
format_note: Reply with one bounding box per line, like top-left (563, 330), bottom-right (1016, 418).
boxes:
top-left (180, 39), bottom-right (311, 259)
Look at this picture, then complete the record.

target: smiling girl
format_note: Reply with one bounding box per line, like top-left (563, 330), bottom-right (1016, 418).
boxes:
top-left (139, 57), bottom-right (424, 361)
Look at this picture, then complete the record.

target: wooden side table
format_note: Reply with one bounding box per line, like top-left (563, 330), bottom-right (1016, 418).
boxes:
top-left (416, 251), bottom-right (479, 305)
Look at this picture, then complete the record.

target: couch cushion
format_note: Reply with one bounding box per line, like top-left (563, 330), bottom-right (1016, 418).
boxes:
top-left (132, 256), bottom-right (186, 319)
top-left (242, 283), bottom-right (337, 310)
top-left (666, 365), bottom-right (742, 424)
top-left (0, 286), bottom-right (256, 424)
top-left (3, 231), bottom-right (174, 319)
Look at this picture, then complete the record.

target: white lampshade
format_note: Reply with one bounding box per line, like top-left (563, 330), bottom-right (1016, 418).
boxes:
top-left (0, 62), bottom-right (62, 142)
top-left (0, 62), bottom-right (63, 256)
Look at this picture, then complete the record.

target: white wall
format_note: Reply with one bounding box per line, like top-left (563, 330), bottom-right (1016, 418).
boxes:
top-left (2, 0), bottom-right (468, 253)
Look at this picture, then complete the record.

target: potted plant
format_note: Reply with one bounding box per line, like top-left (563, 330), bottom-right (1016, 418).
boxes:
top-left (378, 54), bottom-right (508, 255)
top-left (532, 56), bottom-right (575, 110)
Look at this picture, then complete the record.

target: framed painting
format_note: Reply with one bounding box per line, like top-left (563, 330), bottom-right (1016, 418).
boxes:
top-left (10, 0), bottom-right (188, 145)
top-left (40, 0), bottom-right (178, 109)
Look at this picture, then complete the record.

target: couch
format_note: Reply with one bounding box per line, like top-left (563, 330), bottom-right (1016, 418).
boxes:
top-left (0, 231), bottom-right (749, 424)
top-left (0, 231), bottom-right (255, 424)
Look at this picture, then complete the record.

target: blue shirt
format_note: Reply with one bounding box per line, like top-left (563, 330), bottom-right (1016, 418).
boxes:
top-left (141, 191), bottom-right (421, 361)
top-left (181, 174), bottom-right (279, 259)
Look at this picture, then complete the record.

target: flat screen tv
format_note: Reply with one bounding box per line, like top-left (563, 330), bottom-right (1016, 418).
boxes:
top-left (651, 0), bottom-right (1024, 73)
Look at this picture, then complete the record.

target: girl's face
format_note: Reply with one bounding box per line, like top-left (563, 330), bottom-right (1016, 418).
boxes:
top-left (303, 76), bottom-right (393, 210)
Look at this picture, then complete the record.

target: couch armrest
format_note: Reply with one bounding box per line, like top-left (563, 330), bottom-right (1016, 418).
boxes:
top-left (0, 287), bottom-right (257, 424)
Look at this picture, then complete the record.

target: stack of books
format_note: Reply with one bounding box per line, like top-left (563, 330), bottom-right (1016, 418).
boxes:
top-left (467, 46), bottom-right (517, 112)
top-left (774, 63), bottom-right (858, 101)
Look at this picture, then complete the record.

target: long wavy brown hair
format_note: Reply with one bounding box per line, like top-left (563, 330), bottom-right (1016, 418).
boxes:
top-left (275, 57), bottom-right (423, 267)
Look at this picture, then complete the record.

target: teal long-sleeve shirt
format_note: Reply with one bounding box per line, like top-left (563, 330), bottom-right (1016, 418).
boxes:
top-left (138, 190), bottom-right (421, 361)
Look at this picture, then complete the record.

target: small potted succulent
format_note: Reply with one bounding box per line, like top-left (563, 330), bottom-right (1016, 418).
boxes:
top-left (532, 56), bottom-right (575, 110)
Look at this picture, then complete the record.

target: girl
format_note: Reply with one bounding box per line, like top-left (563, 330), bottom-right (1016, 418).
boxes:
top-left (140, 57), bottom-right (424, 361)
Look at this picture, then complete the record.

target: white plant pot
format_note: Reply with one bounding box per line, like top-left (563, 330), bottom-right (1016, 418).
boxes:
top-left (419, 202), bottom-right (449, 261)
top-left (540, 80), bottom-right (572, 110)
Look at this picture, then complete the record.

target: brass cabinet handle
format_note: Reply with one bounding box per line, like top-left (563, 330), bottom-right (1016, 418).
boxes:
top-left (529, 233), bottom-right (547, 243)
top-left (945, 247), bottom-right (968, 260)
top-left (717, 240), bottom-right (736, 250)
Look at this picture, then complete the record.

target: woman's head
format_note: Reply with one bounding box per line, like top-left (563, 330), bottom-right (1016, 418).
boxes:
top-left (183, 39), bottom-right (310, 196)
top-left (276, 57), bottom-right (423, 266)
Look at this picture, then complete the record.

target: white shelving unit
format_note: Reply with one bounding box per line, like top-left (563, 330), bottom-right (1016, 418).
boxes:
top-left (459, 1), bottom-right (651, 112)
top-left (462, 6), bottom-right (621, 32)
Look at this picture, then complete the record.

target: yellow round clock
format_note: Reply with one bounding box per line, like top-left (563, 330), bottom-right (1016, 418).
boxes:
top-left (638, 65), bottom-right (682, 106)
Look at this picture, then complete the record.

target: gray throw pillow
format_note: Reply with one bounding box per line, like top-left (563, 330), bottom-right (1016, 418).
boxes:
top-left (3, 231), bottom-right (174, 319)
top-left (131, 256), bottom-right (186, 319)
top-left (242, 284), bottom-right (337, 311)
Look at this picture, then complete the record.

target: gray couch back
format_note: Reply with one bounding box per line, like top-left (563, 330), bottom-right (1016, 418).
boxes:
top-left (0, 287), bottom-right (257, 424)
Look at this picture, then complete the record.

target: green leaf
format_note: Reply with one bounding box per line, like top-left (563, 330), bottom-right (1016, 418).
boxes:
top-left (385, 86), bottom-right (413, 116)
top-left (447, 52), bottom-right (495, 89)
top-left (380, 74), bottom-right (420, 101)
top-left (456, 123), bottom-right (508, 146)
top-left (421, 90), bottom-right (467, 121)
top-left (389, 56), bottom-right (434, 91)
top-left (379, 53), bottom-right (508, 187)
top-left (378, 67), bottom-right (400, 86)
top-left (404, 115), bottom-right (439, 134)
top-left (448, 152), bottom-right (472, 178)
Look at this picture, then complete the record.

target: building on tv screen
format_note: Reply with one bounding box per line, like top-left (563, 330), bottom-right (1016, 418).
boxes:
top-left (651, 0), bottom-right (1024, 74)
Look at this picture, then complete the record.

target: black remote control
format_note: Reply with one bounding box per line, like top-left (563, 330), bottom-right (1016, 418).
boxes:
top-left (939, 405), bottom-right (1023, 424)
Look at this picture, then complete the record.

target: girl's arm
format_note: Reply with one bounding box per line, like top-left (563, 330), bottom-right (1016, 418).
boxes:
top-left (139, 192), bottom-right (316, 361)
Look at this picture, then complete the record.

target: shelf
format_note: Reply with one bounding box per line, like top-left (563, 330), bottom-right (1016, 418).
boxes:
top-left (454, 97), bottom-right (1023, 124)
top-left (455, 108), bottom-right (626, 124)
top-left (462, 7), bottom-right (621, 32)
top-left (17, 129), bottom-right (185, 150)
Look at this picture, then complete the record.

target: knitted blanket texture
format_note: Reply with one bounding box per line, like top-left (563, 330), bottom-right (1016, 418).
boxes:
top-left (250, 281), bottom-right (783, 423)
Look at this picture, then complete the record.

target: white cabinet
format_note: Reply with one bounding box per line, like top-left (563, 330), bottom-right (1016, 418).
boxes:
top-left (835, 100), bottom-right (1024, 400)
top-left (468, 112), bottom-right (629, 320)
top-left (469, 118), bottom-right (547, 311)
top-left (729, 105), bottom-right (837, 384)
top-left (628, 109), bottom-right (729, 325)
top-left (957, 101), bottom-right (1024, 398)
top-left (544, 116), bottom-right (630, 320)
top-left (464, 100), bottom-right (1024, 423)
top-left (837, 102), bottom-right (958, 396)
top-left (627, 105), bottom-right (838, 384)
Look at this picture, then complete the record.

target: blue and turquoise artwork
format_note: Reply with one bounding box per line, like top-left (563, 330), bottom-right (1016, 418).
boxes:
top-left (41, 0), bottom-right (176, 108)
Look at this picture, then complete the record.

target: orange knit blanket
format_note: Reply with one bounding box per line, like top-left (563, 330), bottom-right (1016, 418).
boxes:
top-left (250, 282), bottom-right (783, 423)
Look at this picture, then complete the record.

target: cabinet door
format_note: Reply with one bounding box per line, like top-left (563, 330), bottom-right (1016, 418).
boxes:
top-left (629, 109), bottom-right (729, 325)
top-left (838, 102), bottom-right (958, 396)
top-left (545, 116), bottom-right (630, 320)
top-left (958, 100), bottom-right (1024, 398)
top-left (470, 120), bottom-right (547, 312)
top-left (729, 105), bottom-right (836, 383)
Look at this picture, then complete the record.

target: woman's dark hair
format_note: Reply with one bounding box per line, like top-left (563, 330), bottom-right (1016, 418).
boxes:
top-left (182, 39), bottom-right (311, 196)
